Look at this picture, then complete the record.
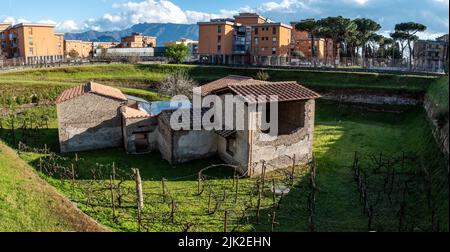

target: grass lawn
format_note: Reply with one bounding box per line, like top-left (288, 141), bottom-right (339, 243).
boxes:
top-left (0, 66), bottom-right (446, 232)
top-left (0, 141), bottom-right (106, 232)
top-left (2, 101), bottom-right (447, 232)
top-left (0, 64), bottom-right (436, 92)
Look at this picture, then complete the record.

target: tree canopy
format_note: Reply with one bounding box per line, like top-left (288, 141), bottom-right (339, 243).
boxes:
top-left (165, 43), bottom-right (190, 64)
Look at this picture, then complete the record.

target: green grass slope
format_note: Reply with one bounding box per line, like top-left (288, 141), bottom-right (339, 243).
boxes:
top-left (0, 142), bottom-right (107, 232)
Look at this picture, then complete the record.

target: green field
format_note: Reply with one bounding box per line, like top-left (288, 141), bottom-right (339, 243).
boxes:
top-left (0, 63), bottom-right (436, 91)
top-left (1, 101), bottom-right (447, 232)
top-left (0, 64), bottom-right (447, 232)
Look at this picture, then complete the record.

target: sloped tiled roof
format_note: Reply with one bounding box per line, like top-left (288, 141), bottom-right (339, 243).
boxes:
top-left (122, 106), bottom-right (150, 119)
top-left (228, 82), bottom-right (321, 103)
top-left (56, 82), bottom-right (127, 104)
top-left (200, 75), bottom-right (253, 96)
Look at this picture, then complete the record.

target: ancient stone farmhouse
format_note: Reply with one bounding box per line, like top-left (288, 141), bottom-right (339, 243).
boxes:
top-left (56, 77), bottom-right (321, 176)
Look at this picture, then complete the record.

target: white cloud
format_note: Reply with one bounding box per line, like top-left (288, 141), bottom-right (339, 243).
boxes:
top-left (1, 16), bottom-right (30, 24)
top-left (112, 0), bottom-right (188, 24)
top-left (56, 20), bottom-right (80, 32)
top-left (38, 20), bottom-right (57, 25)
top-left (103, 14), bottom-right (121, 23)
top-left (343, 0), bottom-right (369, 6)
top-left (260, 0), bottom-right (313, 12)
top-left (433, 0), bottom-right (449, 5)
top-left (2, 16), bottom-right (16, 24)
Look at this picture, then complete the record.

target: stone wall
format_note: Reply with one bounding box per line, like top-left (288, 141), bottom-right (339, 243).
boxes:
top-left (424, 97), bottom-right (449, 156)
top-left (249, 99), bottom-right (315, 176)
top-left (321, 89), bottom-right (422, 106)
top-left (157, 116), bottom-right (173, 164)
top-left (122, 116), bottom-right (158, 154)
top-left (217, 130), bottom-right (250, 174)
top-left (57, 93), bottom-right (125, 153)
top-left (172, 130), bottom-right (218, 164)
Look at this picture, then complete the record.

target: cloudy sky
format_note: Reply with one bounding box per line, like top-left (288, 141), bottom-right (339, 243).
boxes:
top-left (1, 0), bottom-right (448, 38)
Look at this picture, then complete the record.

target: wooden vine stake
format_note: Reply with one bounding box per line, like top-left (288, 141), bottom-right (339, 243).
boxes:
top-left (171, 200), bottom-right (176, 224)
top-left (71, 163), bottom-right (76, 191)
top-left (256, 180), bottom-right (262, 224)
top-left (197, 172), bottom-right (203, 196)
top-left (235, 174), bottom-right (240, 203)
top-left (162, 177), bottom-right (167, 203)
top-left (132, 168), bottom-right (144, 232)
top-left (291, 154), bottom-right (296, 186)
top-left (224, 210), bottom-right (228, 232)
top-left (109, 175), bottom-right (116, 221)
top-left (207, 186), bottom-right (212, 214)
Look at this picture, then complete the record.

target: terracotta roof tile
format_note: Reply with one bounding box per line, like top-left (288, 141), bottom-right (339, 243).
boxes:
top-left (56, 82), bottom-right (127, 104)
top-left (200, 75), bottom-right (253, 96)
top-left (228, 82), bottom-right (321, 103)
top-left (122, 106), bottom-right (151, 119)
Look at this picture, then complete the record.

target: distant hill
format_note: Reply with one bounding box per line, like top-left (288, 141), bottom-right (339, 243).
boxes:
top-left (65, 23), bottom-right (199, 46)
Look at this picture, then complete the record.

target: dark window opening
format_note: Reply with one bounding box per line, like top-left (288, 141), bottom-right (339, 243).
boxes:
top-left (133, 133), bottom-right (150, 154)
top-left (261, 101), bottom-right (306, 136)
top-left (226, 138), bottom-right (236, 156)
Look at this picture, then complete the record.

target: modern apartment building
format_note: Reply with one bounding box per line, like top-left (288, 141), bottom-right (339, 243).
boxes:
top-left (0, 23), bottom-right (11, 58)
top-left (0, 23), bottom-right (64, 63)
top-left (120, 32), bottom-right (156, 48)
top-left (198, 13), bottom-right (292, 65)
top-left (290, 21), bottom-right (333, 60)
top-left (414, 34), bottom-right (449, 72)
top-left (64, 40), bottom-right (93, 58)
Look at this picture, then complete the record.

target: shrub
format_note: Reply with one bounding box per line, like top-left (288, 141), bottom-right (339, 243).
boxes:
top-left (157, 70), bottom-right (198, 100)
top-left (165, 43), bottom-right (190, 64)
top-left (256, 71), bottom-right (270, 81)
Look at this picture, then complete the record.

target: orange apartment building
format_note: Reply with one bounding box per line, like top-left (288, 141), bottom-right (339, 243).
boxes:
top-left (198, 13), bottom-right (292, 65)
top-left (0, 23), bottom-right (64, 64)
top-left (120, 32), bottom-right (156, 48)
top-left (64, 40), bottom-right (93, 58)
top-left (290, 21), bottom-right (333, 61)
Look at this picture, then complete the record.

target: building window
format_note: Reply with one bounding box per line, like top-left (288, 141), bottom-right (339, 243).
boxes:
top-left (272, 37), bottom-right (277, 46)
top-left (218, 25), bottom-right (222, 33)
top-left (218, 35), bottom-right (222, 43)
top-left (29, 47), bottom-right (34, 55)
top-left (255, 28), bottom-right (259, 35)
top-left (254, 37), bottom-right (259, 46)
top-left (29, 36), bottom-right (33, 46)
top-left (272, 47), bottom-right (276, 55)
top-left (273, 27), bottom-right (277, 35)
top-left (217, 45), bottom-right (221, 53)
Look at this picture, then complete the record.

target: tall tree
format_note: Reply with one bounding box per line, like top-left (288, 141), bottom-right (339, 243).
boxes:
top-left (317, 16), bottom-right (357, 67)
top-left (394, 22), bottom-right (427, 69)
top-left (315, 25), bottom-right (333, 65)
top-left (353, 18), bottom-right (381, 68)
top-left (295, 19), bottom-right (320, 66)
top-left (390, 31), bottom-right (409, 62)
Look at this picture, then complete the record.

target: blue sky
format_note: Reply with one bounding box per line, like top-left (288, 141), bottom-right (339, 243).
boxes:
top-left (1, 0), bottom-right (448, 38)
